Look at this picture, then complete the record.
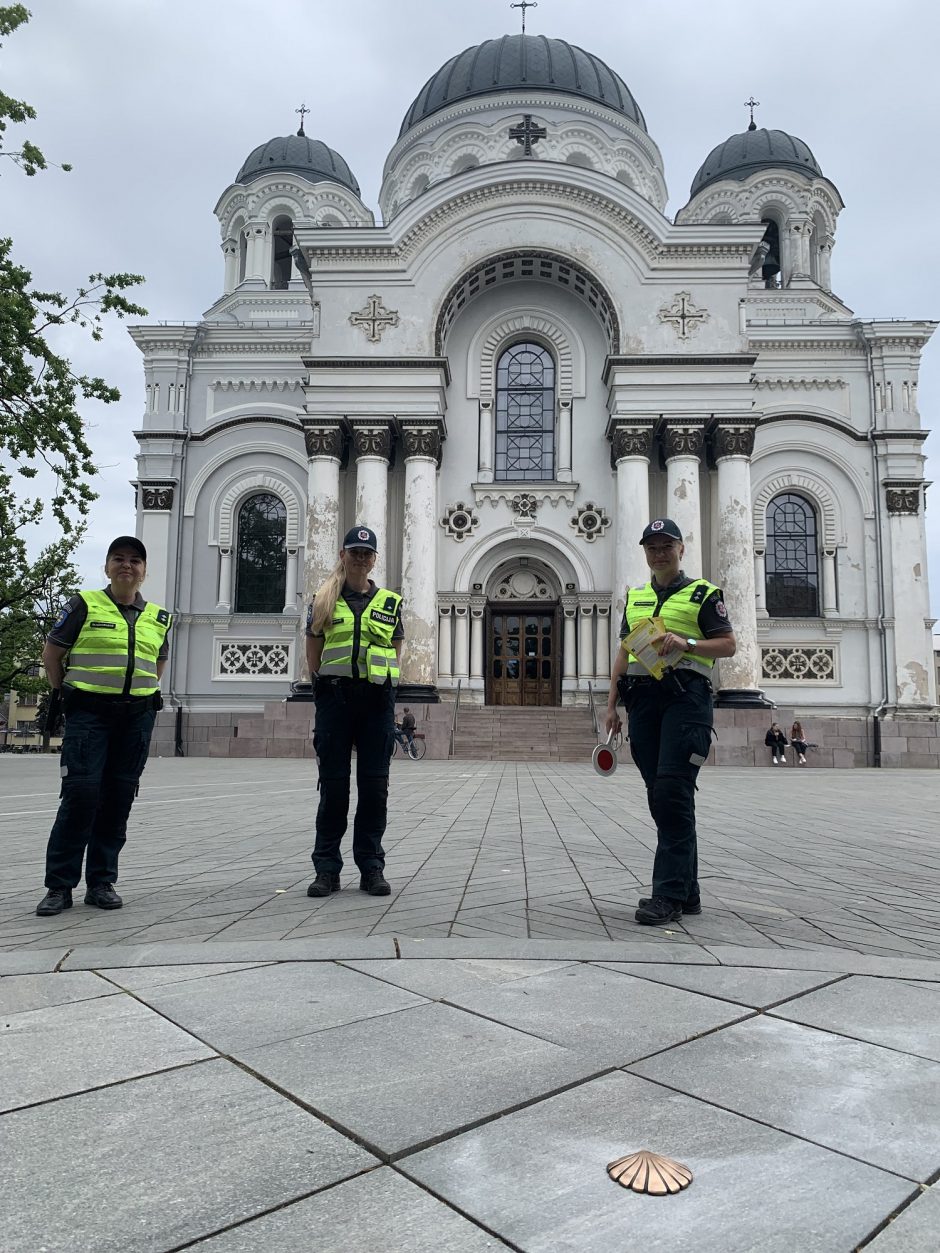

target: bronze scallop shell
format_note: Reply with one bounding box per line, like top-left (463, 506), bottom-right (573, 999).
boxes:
top-left (607, 1150), bottom-right (693, 1195)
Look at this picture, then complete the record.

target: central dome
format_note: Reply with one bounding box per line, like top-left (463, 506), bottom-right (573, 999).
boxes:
top-left (399, 34), bottom-right (646, 138)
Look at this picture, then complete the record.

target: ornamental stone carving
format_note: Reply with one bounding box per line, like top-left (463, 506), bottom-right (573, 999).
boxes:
top-left (713, 423), bottom-right (757, 460)
top-left (441, 502), bottom-right (479, 542)
top-left (511, 493), bottom-right (538, 520)
top-left (216, 640), bottom-right (292, 679)
top-left (885, 483), bottom-right (923, 515)
top-left (140, 484), bottom-right (175, 510)
top-left (349, 294), bottom-right (399, 342)
top-left (350, 423), bottom-right (392, 461)
top-left (662, 423), bottom-right (705, 460)
top-left (570, 502), bottom-right (611, 543)
top-left (609, 422), bottom-right (655, 462)
top-left (761, 646), bottom-right (836, 682)
top-left (492, 570), bottom-right (554, 601)
top-left (401, 423), bottom-right (443, 463)
top-left (303, 423), bottom-right (343, 459)
top-left (658, 291), bottom-right (708, 340)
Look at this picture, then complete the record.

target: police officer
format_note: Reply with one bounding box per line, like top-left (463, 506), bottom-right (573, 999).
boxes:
top-left (305, 526), bottom-right (403, 898)
top-left (35, 536), bottom-right (171, 916)
top-left (605, 519), bottom-right (736, 926)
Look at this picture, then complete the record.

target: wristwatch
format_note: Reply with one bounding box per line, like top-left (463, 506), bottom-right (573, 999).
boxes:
top-left (686, 637), bottom-right (697, 651)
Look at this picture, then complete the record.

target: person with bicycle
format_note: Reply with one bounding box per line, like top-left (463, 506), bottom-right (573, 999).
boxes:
top-left (395, 706), bottom-right (417, 758)
top-left (305, 526), bottom-right (403, 899)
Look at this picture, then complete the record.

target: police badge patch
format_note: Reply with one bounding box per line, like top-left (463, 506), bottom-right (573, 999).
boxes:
top-left (715, 600), bottom-right (728, 618)
top-left (52, 605), bottom-right (70, 631)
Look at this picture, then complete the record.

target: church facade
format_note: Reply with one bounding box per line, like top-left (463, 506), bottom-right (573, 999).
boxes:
top-left (131, 33), bottom-right (937, 726)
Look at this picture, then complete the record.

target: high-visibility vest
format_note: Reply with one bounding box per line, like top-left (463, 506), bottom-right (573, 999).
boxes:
top-left (65, 590), bottom-right (171, 696)
top-left (624, 580), bottom-right (719, 676)
top-left (319, 588), bottom-right (401, 685)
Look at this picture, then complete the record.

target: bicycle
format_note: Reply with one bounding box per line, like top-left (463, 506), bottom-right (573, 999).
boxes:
top-left (392, 732), bottom-right (426, 760)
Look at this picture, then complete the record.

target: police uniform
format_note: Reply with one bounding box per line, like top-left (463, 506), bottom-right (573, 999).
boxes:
top-left (619, 560), bottom-right (733, 917)
top-left (306, 573), bottom-right (404, 892)
top-left (39, 584), bottom-right (171, 906)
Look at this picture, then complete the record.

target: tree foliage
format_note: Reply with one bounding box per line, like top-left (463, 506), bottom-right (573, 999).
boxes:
top-left (0, 4), bottom-right (147, 694)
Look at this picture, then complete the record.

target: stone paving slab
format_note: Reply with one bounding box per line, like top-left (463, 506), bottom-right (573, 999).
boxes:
top-left (60, 936), bottom-right (398, 968)
top-left (0, 969), bottom-right (117, 1016)
top-left (864, 1185), bottom-right (940, 1252)
top-left (98, 961), bottom-right (272, 991)
top-left (593, 963), bottom-right (846, 1008)
top-left (0, 948), bottom-right (69, 975)
top-left (0, 992), bottom-right (215, 1112)
top-left (629, 1015), bottom-right (940, 1182)
top-left (187, 1167), bottom-right (504, 1252)
top-left (402, 1071), bottom-right (914, 1253)
top-left (0, 1058), bottom-right (378, 1253)
top-left (341, 956), bottom-right (578, 1001)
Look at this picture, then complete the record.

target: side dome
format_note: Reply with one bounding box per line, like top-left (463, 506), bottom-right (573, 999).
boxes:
top-left (235, 132), bottom-right (361, 195)
top-left (690, 127), bottom-right (822, 197)
top-left (399, 33), bottom-right (646, 137)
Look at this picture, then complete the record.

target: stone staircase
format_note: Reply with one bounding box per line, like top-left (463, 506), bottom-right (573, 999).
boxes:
top-left (451, 705), bottom-right (599, 762)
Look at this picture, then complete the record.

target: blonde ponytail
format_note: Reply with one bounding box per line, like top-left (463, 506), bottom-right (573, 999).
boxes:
top-left (311, 559), bottom-right (346, 635)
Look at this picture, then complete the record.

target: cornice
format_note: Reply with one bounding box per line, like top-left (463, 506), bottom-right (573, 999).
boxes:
top-left (870, 429), bottom-right (929, 442)
top-left (301, 356), bottom-right (452, 385)
top-left (133, 429), bottom-right (185, 441)
top-left (755, 377), bottom-right (848, 390)
top-left (757, 413), bottom-right (867, 442)
top-left (189, 415), bottom-right (303, 443)
top-left (603, 354), bottom-right (756, 382)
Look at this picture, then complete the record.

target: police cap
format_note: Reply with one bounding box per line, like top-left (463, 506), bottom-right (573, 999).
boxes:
top-left (342, 525), bottom-right (378, 552)
top-left (639, 518), bottom-right (683, 545)
top-left (107, 535), bottom-right (147, 562)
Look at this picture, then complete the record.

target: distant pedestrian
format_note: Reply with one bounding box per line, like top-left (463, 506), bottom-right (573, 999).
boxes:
top-left (765, 723), bottom-right (788, 766)
top-left (396, 706), bottom-right (417, 757)
top-left (790, 720), bottom-right (809, 766)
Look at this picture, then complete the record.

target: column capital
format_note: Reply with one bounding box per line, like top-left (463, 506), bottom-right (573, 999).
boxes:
top-left (400, 419), bottom-right (444, 466)
top-left (561, 595), bottom-right (579, 616)
top-left (469, 595), bottom-right (486, 616)
top-left (711, 418), bottom-right (758, 461)
top-left (137, 481), bottom-right (177, 511)
top-left (350, 420), bottom-right (392, 462)
top-left (302, 420), bottom-right (344, 460)
top-left (884, 480), bottom-right (924, 515)
top-left (606, 418), bottom-right (655, 465)
top-left (662, 420), bottom-right (705, 461)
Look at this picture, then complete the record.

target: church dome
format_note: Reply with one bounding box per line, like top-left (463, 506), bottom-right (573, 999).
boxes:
top-left (235, 132), bottom-right (361, 195)
top-left (690, 127), bottom-right (822, 197)
top-left (399, 33), bottom-right (646, 137)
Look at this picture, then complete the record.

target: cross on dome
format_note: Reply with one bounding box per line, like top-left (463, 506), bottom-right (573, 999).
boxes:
top-left (295, 102), bottom-right (310, 136)
top-left (744, 96), bottom-right (760, 131)
top-left (510, 0), bottom-right (538, 34)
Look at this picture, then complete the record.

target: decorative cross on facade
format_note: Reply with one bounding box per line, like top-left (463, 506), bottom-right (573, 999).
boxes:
top-left (744, 96), bottom-right (760, 130)
top-left (510, 0), bottom-right (537, 33)
top-left (349, 294), bottom-right (400, 343)
top-left (295, 102), bottom-right (310, 135)
top-left (658, 291), bottom-right (709, 340)
top-left (508, 113), bottom-right (547, 156)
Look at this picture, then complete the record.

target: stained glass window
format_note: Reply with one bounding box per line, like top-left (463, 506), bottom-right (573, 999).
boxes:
top-left (234, 493), bottom-right (287, 613)
top-left (495, 342), bottom-right (555, 481)
top-left (765, 494), bottom-right (819, 617)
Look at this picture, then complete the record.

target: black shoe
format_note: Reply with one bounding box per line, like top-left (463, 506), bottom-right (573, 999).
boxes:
top-left (638, 895), bottom-right (702, 916)
top-left (635, 895), bottom-right (683, 926)
top-left (36, 887), bottom-right (73, 916)
top-left (307, 873), bottom-right (341, 898)
top-left (360, 871), bottom-right (391, 896)
top-left (84, 883), bottom-right (123, 910)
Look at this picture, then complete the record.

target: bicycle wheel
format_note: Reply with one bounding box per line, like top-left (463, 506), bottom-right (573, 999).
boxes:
top-left (392, 737), bottom-right (401, 758)
top-left (408, 738), bottom-right (426, 760)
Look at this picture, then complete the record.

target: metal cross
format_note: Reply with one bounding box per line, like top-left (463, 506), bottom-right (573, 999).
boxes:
top-left (508, 113), bottom-right (547, 156)
top-left (295, 102), bottom-right (310, 135)
top-left (510, 0), bottom-right (537, 33)
top-left (658, 292), bottom-right (708, 340)
top-left (744, 96), bottom-right (759, 130)
top-left (349, 294), bottom-right (400, 343)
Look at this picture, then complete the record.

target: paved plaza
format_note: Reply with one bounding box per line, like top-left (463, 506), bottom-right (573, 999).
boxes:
top-left (2, 757), bottom-right (939, 1250)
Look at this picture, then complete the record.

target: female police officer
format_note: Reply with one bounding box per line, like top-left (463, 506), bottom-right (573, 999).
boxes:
top-left (35, 536), bottom-right (171, 916)
top-left (305, 526), bottom-right (403, 899)
top-left (605, 518), bottom-right (736, 926)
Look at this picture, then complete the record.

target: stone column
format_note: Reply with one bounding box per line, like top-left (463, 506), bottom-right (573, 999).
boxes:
top-left (561, 595), bottom-right (578, 683)
top-left (137, 483), bottom-right (175, 609)
top-left (301, 422), bottom-right (343, 611)
top-left (713, 420), bottom-right (767, 705)
top-left (478, 399), bottom-right (494, 482)
top-left (351, 421), bottom-right (392, 585)
top-left (594, 605), bottom-right (611, 680)
top-left (557, 398), bottom-right (573, 481)
top-left (283, 548), bottom-right (298, 615)
top-left (221, 239), bottom-right (238, 294)
top-left (217, 548), bottom-right (233, 611)
top-left (400, 421), bottom-right (443, 690)
top-left (819, 237), bottom-right (834, 291)
top-left (469, 596), bottom-right (486, 684)
top-left (821, 549), bottom-right (838, 616)
top-left (608, 420), bottom-right (654, 625)
top-left (884, 482), bottom-right (934, 709)
top-left (578, 601), bottom-right (594, 685)
top-left (245, 223), bottom-right (269, 282)
top-left (452, 595), bottom-right (470, 682)
top-left (789, 218), bottom-right (813, 279)
top-left (438, 604), bottom-right (453, 682)
top-left (663, 421), bottom-right (704, 578)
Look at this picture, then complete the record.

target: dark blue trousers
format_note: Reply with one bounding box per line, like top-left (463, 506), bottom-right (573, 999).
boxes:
top-left (625, 673), bottom-right (714, 903)
top-left (44, 696), bottom-right (156, 890)
top-left (312, 680), bottom-right (395, 877)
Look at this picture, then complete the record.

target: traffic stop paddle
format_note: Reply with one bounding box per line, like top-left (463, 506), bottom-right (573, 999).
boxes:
top-left (592, 728), bottom-right (619, 776)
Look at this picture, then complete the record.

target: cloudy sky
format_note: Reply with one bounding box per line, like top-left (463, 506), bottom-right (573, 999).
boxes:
top-left (5, 0), bottom-right (939, 619)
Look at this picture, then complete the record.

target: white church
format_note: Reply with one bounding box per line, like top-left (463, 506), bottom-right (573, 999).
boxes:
top-left (131, 30), bottom-right (938, 751)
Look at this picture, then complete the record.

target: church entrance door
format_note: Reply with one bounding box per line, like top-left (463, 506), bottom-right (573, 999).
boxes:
top-left (486, 606), bottom-right (560, 706)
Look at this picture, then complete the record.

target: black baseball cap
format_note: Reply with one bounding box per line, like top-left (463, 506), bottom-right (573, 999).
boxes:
top-left (342, 525), bottom-right (378, 552)
top-left (639, 518), bottom-right (683, 545)
top-left (107, 535), bottom-right (147, 561)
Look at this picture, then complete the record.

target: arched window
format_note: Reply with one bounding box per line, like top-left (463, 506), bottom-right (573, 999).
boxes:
top-left (238, 231), bottom-right (247, 283)
top-left (234, 493), bottom-right (287, 613)
top-left (270, 215), bottom-right (294, 289)
top-left (765, 493), bottom-right (819, 616)
top-left (760, 218), bottom-right (781, 288)
top-left (495, 342), bottom-right (556, 481)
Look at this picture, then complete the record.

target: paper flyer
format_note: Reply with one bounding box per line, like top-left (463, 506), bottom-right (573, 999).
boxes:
top-left (620, 616), bottom-right (680, 680)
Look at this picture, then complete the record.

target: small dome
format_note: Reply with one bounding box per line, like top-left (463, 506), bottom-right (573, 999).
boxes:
top-left (235, 133), bottom-right (360, 195)
top-left (690, 127), bottom-right (822, 197)
top-left (399, 33), bottom-right (646, 138)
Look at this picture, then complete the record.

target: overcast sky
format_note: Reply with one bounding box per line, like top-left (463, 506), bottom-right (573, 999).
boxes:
top-left (4, 0), bottom-right (939, 621)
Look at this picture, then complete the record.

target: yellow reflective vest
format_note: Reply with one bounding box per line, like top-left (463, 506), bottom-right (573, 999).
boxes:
top-left (65, 590), bottom-right (171, 696)
top-left (625, 580), bottom-right (719, 674)
top-left (319, 587), bottom-right (401, 685)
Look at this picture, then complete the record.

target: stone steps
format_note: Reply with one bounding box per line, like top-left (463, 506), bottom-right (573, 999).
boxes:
top-left (452, 706), bottom-right (597, 761)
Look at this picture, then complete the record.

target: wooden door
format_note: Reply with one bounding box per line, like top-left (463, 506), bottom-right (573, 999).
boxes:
top-left (487, 607), bottom-right (559, 706)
